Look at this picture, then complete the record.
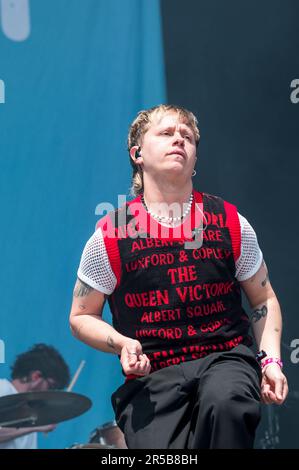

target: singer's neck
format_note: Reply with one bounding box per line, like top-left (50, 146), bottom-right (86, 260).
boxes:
top-left (143, 182), bottom-right (193, 206)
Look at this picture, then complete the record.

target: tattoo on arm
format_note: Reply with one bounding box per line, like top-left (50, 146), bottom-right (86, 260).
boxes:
top-left (107, 336), bottom-right (117, 351)
top-left (252, 305), bottom-right (268, 323)
top-left (74, 279), bottom-right (94, 297)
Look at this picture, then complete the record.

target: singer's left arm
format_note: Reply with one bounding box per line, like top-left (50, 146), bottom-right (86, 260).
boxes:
top-left (240, 260), bottom-right (289, 404)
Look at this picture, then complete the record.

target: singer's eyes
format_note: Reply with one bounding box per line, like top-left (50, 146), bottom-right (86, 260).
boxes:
top-left (158, 129), bottom-right (194, 142)
top-left (160, 131), bottom-right (191, 139)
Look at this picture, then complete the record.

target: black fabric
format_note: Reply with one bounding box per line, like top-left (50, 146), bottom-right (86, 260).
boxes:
top-left (111, 344), bottom-right (262, 449)
top-left (107, 192), bottom-right (253, 373)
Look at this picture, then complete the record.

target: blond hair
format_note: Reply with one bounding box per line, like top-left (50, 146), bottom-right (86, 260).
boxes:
top-left (127, 104), bottom-right (200, 197)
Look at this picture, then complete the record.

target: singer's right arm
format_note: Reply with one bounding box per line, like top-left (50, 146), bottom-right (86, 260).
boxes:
top-left (69, 278), bottom-right (129, 355)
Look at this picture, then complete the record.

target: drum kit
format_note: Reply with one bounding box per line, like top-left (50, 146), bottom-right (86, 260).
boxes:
top-left (0, 361), bottom-right (127, 449)
top-left (0, 391), bottom-right (126, 449)
top-left (70, 421), bottom-right (127, 449)
top-left (0, 389), bottom-right (127, 449)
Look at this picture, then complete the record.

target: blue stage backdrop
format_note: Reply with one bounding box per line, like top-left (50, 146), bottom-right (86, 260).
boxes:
top-left (0, 0), bottom-right (165, 448)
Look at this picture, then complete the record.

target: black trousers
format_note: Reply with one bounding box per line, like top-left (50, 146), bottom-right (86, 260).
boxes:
top-left (111, 344), bottom-right (262, 449)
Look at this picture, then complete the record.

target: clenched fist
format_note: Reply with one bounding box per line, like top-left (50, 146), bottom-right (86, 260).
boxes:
top-left (120, 339), bottom-right (151, 376)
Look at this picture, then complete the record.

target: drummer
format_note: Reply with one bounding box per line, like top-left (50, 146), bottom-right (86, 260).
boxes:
top-left (0, 343), bottom-right (70, 449)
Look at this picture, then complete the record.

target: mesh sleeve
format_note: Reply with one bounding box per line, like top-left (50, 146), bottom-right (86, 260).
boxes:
top-left (235, 212), bottom-right (263, 281)
top-left (77, 228), bottom-right (117, 295)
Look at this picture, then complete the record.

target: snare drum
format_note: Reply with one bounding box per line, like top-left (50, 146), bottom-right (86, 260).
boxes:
top-left (89, 421), bottom-right (127, 449)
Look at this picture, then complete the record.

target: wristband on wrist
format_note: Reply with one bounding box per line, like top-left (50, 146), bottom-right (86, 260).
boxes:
top-left (261, 357), bottom-right (283, 371)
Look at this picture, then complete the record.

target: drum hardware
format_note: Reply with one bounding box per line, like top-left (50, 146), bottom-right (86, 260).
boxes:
top-left (89, 420), bottom-right (127, 449)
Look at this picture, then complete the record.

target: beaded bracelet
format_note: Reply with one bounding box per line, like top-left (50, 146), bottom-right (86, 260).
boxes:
top-left (261, 357), bottom-right (283, 372)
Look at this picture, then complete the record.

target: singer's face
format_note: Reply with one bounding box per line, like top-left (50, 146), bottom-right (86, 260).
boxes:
top-left (140, 112), bottom-right (197, 179)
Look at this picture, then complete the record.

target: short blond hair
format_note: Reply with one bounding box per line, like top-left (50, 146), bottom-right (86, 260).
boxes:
top-left (127, 104), bottom-right (200, 197)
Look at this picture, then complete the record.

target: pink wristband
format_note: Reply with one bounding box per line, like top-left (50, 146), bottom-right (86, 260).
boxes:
top-left (261, 357), bottom-right (283, 371)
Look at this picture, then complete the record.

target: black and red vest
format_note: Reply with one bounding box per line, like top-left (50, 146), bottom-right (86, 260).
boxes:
top-left (97, 190), bottom-right (253, 376)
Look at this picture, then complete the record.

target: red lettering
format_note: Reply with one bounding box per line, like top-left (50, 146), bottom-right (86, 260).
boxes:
top-left (136, 327), bottom-right (183, 340)
top-left (186, 301), bottom-right (226, 318)
top-left (125, 290), bottom-right (169, 308)
top-left (167, 265), bottom-right (197, 284)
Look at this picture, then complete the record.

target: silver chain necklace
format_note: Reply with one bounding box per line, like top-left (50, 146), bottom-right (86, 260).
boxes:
top-left (141, 192), bottom-right (193, 224)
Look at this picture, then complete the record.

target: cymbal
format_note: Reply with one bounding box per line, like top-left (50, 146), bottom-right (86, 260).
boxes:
top-left (0, 391), bottom-right (92, 428)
